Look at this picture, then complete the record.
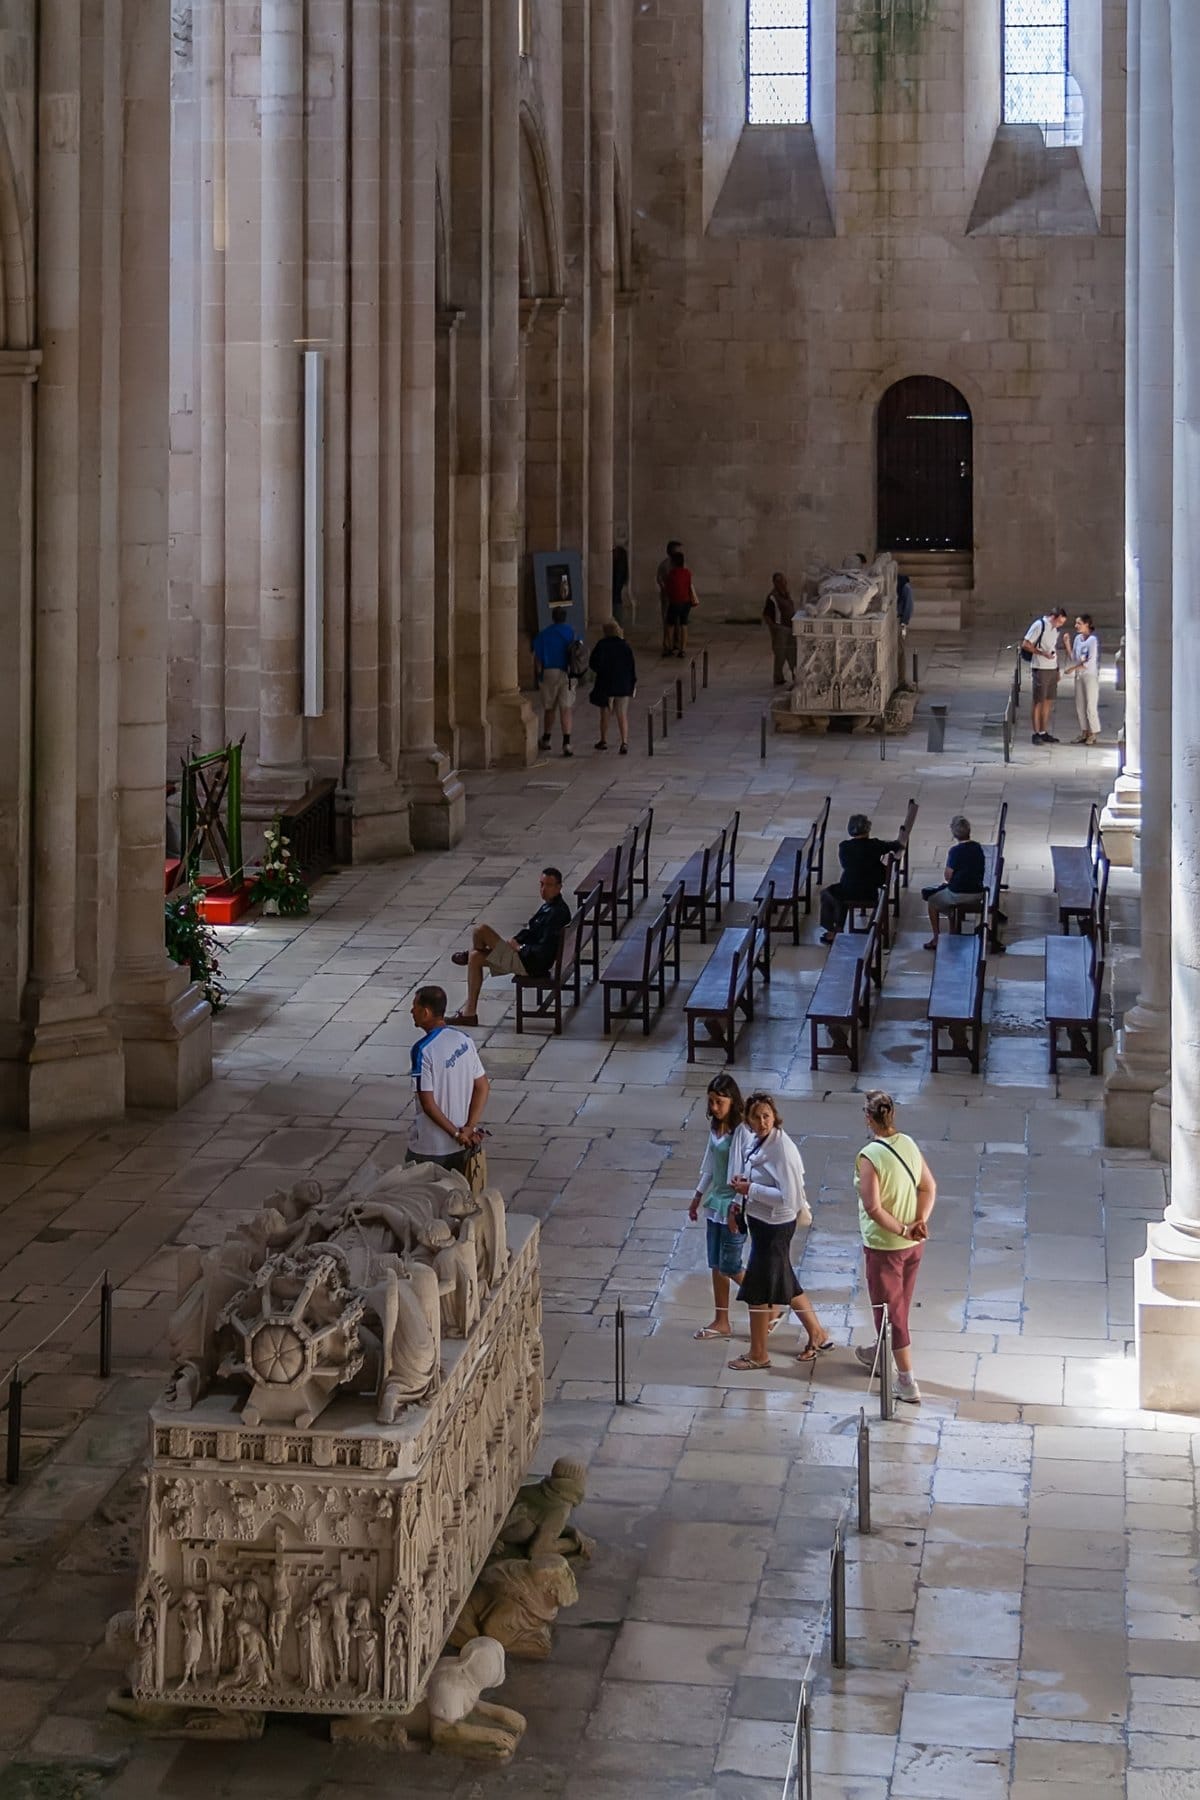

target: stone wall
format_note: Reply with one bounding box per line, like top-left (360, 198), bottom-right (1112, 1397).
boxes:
top-left (630, 0), bottom-right (1126, 623)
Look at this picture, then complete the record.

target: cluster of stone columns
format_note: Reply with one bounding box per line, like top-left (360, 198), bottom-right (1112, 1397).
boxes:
top-left (1125, 0), bottom-right (1200, 1407)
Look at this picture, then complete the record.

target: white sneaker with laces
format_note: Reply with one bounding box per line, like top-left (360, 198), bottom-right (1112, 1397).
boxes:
top-left (895, 1372), bottom-right (922, 1404)
top-left (853, 1344), bottom-right (879, 1373)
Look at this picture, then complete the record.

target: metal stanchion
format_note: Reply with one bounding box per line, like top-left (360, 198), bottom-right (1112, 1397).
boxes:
top-left (99, 1269), bottom-right (113, 1379)
top-left (6, 1366), bottom-right (22, 1486)
top-left (702, 648), bottom-right (709, 688)
top-left (647, 709), bottom-right (654, 758)
top-left (830, 1523), bottom-right (847, 1669)
top-left (661, 693), bottom-right (669, 739)
top-left (614, 1298), bottom-right (627, 1405)
top-left (912, 650), bottom-right (919, 688)
top-left (857, 1407), bottom-right (872, 1534)
top-left (880, 717), bottom-right (887, 762)
top-left (675, 678), bottom-right (683, 720)
top-left (690, 658), bottom-right (697, 702)
top-left (793, 1681), bottom-right (813, 1798)
top-left (760, 713), bottom-right (767, 760)
top-left (879, 1317), bottom-right (895, 1421)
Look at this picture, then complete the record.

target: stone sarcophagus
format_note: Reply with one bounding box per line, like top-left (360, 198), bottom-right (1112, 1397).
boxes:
top-left (786, 607), bottom-right (899, 718)
top-left (126, 1167), bottom-right (542, 1721)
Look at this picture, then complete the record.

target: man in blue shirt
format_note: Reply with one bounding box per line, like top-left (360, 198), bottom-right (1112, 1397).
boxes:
top-left (922, 815), bottom-right (986, 949)
top-left (532, 607), bottom-right (578, 758)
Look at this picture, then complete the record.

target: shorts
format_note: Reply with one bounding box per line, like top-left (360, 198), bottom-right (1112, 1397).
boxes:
top-left (608, 695), bottom-right (630, 723)
top-left (706, 1216), bottom-right (747, 1277)
top-left (666, 603), bottom-right (692, 627)
top-left (540, 669), bottom-right (574, 712)
top-left (405, 1146), bottom-right (469, 1175)
top-left (929, 887), bottom-right (985, 916)
top-left (483, 941), bottom-right (528, 978)
top-left (1031, 667), bottom-right (1059, 702)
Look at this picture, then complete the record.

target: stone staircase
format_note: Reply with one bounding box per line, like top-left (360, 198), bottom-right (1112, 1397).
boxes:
top-left (895, 550), bottom-right (973, 632)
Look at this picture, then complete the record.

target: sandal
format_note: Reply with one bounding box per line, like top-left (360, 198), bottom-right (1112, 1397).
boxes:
top-left (451, 951), bottom-right (470, 967)
top-left (923, 939), bottom-right (938, 952)
top-left (693, 1326), bottom-right (732, 1340)
top-left (795, 1340), bottom-right (835, 1362)
top-left (448, 1012), bottom-right (479, 1027)
top-left (727, 1354), bottom-right (771, 1371)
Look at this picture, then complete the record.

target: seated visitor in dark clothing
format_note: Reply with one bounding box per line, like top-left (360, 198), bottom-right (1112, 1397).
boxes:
top-left (449, 867), bottom-right (572, 1025)
top-left (819, 815), bottom-right (902, 943)
top-left (923, 815), bottom-right (986, 949)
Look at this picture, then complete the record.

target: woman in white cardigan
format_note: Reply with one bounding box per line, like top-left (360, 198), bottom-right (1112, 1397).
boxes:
top-left (727, 1093), bottom-right (831, 1371)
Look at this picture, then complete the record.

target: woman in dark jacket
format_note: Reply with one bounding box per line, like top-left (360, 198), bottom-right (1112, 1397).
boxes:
top-left (589, 620), bottom-right (637, 754)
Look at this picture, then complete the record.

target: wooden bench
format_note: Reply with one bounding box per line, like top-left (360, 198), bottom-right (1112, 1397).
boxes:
top-left (928, 922), bottom-right (986, 1073)
top-left (807, 934), bottom-right (871, 1071)
top-left (630, 804), bottom-right (654, 903)
top-left (1051, 803), bottom-right (1102, 935)
top-left (600, 894), bottom-right (681, 1035)
top-left (1046, 934), bottom-right (1104, 1075)
top-left (754, 820), bottom-right (818, 946)
top-left (813, 794), bottom-right (832, 886)
top-left (888, 797), bottom-right (920, 918)
top-left (575, 822), bottom-right (636, 941)
top-left (683, 902), bottom-right (762, 1063)
top-left (665, 816), bottom-right (739, 944)
top-left (513, 886), bottom-right (601, 1034)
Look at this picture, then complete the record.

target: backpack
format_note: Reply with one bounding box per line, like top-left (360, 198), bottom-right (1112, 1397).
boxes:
top-left (567, 636), bottom-right (589, 680)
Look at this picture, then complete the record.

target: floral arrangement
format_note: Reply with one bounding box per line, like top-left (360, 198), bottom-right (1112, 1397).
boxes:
top-left (249, 819), bottom-right (310, 917)
top-left (165, 883), bottom-right (226, 1012)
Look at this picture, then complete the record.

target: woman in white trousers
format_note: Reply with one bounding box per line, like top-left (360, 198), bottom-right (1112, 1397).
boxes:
top-left (1069, 613), bottom-right (1101, 745)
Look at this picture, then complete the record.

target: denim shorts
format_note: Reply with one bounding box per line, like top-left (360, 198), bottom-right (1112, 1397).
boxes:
top-left (706, 1216), bottom-right (747, 1277)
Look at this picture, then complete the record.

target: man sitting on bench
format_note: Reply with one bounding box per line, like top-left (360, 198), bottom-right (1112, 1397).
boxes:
top-left (922, 815), bottom-right (986, 952)
top-left (449, 867), bottom-right (571, 1026)
top-left (819, 814), bottom-right (900, 946)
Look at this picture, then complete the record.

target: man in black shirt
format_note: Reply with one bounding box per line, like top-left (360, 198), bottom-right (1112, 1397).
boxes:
top-left (449, 868), bottom-right (572, 1025)
top-left (819, 815), bottom-right (901, 944)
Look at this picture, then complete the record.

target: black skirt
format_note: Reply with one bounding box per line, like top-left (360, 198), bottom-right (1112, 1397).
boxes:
top-left (738, 1216), bottom-right (803, 1308)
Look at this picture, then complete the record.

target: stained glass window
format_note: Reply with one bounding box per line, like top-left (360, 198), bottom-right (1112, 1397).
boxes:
top-left (1003, 0), bottom-right (1080, 146)
top-left (747, 0), bottom-right (810, 125)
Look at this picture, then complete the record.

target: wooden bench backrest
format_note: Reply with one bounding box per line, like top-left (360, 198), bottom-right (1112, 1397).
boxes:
top-left (723, 811), bottom-right (740, 889)
top-left (995, 800), bottom-right (1009, 853)
top-left (643, 900), bottom-right (673, 982)
top-left (814, 795), bottom-right (832, 884)
top-left (632, 806), bottom-right (654, 891)
top-left (554, 898), bottom-right (590, 979)
top-left (707, 830), bottom-right (726, 890)
top-left (751, 884), bottom-right (773, 938)
top-left (1086, 802), bottom-right (1100, 862)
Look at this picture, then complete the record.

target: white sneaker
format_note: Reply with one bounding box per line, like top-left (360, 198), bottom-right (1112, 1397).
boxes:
top-left (895, 1372), bottom-right (922, 1405)
top-left (853, 1344), bottom-right (880, 1374)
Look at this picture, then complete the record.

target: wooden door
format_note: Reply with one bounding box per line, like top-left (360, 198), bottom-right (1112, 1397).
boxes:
top-left (876, 376), bottom-right (973, 552)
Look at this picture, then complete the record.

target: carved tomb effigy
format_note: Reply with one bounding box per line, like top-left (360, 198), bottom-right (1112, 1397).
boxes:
top-left (777, 554), bottom-right (901, 724)
top-left (125, 1166), bottom-right (543, 1723)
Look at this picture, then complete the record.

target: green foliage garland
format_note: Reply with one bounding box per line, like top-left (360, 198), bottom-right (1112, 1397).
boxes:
top-left (165, 882), bottom-right (226, 1012)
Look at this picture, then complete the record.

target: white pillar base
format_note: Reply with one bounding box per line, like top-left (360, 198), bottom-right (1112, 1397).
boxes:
top-left (0, 1005), bottom-right (126, 1130)
top-left (1136, 1217), bottom-right (1200, 1411)
top-left (337, 760), bottom-right (414, 863)
top-left (1105, 1007), bottom-right (1171, 1147)
top-left (114, 966), bottom-right (214, 1111)
top-left (1100, 773), bottom-right (1142, 868)
top-left (487, 689), bottom-right (538, 765)
top-left (1150, 1083), bottom-right (1172, 1162)
top-left (399, 750), bottom-right (467, 851)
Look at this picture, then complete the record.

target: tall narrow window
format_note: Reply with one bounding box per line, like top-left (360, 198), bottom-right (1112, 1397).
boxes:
top-left (746, 0), bottom-right (810, 125)
top-left (1002, 0), bottom-right (1079, 146)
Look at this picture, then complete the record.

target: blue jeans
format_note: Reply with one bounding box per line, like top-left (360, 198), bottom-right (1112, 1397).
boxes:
top-left (706, 1216), bottom-right (747, 1278)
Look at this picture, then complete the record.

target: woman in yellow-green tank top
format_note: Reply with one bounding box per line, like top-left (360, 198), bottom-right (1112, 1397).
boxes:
top-left (853, 1091), bottom-right (938, 1405)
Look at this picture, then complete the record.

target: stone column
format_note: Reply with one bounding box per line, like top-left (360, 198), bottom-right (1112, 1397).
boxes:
top-left (13, 0), bottom-right (125, 1126)
top-left (1105, 0), bottom-right (1173, 1151)
top-left (434, 307), bottom-right (464, 765)
top-left (197, 0), bottom-right (227, 748)
top-left (1136, 0), bottom-right (1200, 1410)
top-left (587, 0), bottom-right (616, 630)
top-left (110, 0), bottom-right (212, 1108)
top-left (486, 0), bottom-right (536, 760)
top-left (254, 0), bottom-right (308, 797)
top-left (397, 0), bottom-right (466, 843)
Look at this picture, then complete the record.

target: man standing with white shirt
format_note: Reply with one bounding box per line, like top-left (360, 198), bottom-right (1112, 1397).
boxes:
top-left (1021, 607), bottom-right (1068, 745)
top-left (1068, 614), bottom-right (1101, 745)
top-left (406, 986), bottom-right (489, 1173)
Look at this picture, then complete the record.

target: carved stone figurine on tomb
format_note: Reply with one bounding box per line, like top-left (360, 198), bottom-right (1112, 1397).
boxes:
top-left (450, 1554), bottom-right (578, 1660)
top-left (492, 1457), bottom-right (594, 1563)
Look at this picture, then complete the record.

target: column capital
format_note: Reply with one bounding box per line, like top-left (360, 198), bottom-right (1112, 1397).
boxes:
top-left (0, 349), bottom-right (42, 381)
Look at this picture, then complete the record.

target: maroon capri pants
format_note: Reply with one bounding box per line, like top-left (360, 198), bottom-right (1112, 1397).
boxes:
top-left (863, 1243), bottom-right (924, 1351)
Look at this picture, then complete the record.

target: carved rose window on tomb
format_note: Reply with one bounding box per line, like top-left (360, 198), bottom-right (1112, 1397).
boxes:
top-left (746, 0), bottom-right (811, 125)
top-left (1002, 0), bottom-right (1082, 147)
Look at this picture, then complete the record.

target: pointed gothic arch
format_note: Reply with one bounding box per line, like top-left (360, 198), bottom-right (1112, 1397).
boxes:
top-left (518, 104), bottom-right (562, 300)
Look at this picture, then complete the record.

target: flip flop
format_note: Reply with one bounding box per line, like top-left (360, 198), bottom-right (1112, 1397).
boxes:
top-left (451, 951), bottom-right (470, 966)
top-left (448, 1012), bottom-right (479, 1027)
top-left (727, 1355), bottom-right (771, 1371)
top-left (693, 1326), bottom-right (732, 1340)
top-left (794, 1340), bottom-right (835, 1362)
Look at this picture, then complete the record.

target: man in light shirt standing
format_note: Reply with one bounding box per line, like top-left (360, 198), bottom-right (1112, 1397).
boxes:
top-left (1021, 606), bottom-right (1068, 745)
top-left (1067, 613), bottom-right (1101, 745)
top-left (406, 986), bottom-right (490, 1174)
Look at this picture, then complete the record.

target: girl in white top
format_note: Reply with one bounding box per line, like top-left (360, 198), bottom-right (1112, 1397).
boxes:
top-left (726, 1093), bottom-right (831, 1372)
top-left (1068, 613), bottom-right (1101, 744)
top-left (687, 1074), bottom-right (756, 1341)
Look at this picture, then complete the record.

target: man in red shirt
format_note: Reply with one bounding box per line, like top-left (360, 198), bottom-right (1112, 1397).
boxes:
top-left (662, 548), bottom-right (697, 658)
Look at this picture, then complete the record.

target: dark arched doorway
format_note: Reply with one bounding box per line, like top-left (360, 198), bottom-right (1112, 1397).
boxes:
top-left (876, 377), bottom-right (973, 553)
